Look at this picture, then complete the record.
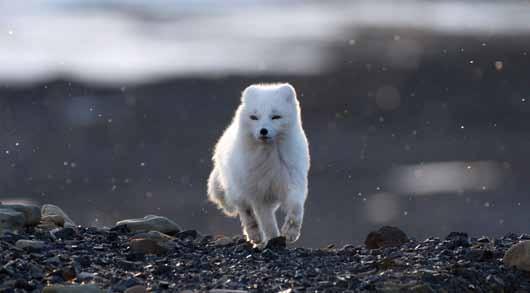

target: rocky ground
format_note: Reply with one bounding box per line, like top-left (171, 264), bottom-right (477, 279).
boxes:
top-left (1, 203), bottom-right (530, 292)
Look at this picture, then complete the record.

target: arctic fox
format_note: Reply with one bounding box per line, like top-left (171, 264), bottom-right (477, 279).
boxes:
top-left (207, 83), bottom-right (310, 246)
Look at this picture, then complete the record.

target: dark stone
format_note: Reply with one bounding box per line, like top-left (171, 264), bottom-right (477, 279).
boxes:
top-left (73, 255), bottom-right (91, 267)
top-left (126, 252), bottom-right (145, 262)
top-left (0, 232), bottom-right (24, 244)
top-left (158, 281), bottom-right (170, 289)
top-left (477, 236), bottom-right (490, 243)
top-left (365, 226), bottom-right (408, 249)
top-left (112, 278), bottom-right (141, 292)
top-left (116, 259), bottom-right (140, 271)
top-left (110, 224), bottom-right (130, 234)
top-left (265, 236), bottom-right (286, 250)
top-left (445, 232), bottom-right (471, 248)
top-left (519, 234), bottom-right (530, 240)
top-left (176, 230), bottom-right (199, 240)
top-left (50, 227), bottom-right (77, 240)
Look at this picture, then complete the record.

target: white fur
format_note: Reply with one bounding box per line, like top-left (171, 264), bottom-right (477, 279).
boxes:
top-left (207, 83), bottom-right (310, 245)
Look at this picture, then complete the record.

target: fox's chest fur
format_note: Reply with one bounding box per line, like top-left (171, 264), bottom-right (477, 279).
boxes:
top-left (241, 145), bottom-right (290, 204)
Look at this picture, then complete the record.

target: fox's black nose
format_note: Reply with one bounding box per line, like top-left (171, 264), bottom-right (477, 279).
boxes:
top-left (260, 128), bottom-right (268, 136)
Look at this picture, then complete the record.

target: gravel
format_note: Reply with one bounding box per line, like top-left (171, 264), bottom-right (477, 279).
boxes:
top-left (1, 225), bottom-right (530, 292)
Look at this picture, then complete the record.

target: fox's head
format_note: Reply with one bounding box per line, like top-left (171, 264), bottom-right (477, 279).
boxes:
top-left (238, 83), bottom-right (301, 145)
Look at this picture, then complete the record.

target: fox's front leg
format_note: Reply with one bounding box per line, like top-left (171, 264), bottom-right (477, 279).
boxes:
top-left (238, 205), bottom-right (262, 244)
top-left (281, 193), bottom-right (305, 243)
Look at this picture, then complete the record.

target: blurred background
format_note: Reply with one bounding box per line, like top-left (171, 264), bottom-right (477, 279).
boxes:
top-left (1, 0), bottom-right (530, 247)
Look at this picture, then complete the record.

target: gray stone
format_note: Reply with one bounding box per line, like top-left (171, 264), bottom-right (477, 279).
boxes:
top-left (43, 284), bottom-right (104, 293)
top-left (15, 239), bottom-right (46, 250)
top-left (503, 240), bottom-right (530, 271)
top-left (0, 208), bottom-right (25, 232)
top-left (116, 215), bottom-right (180, 234)
top-left (41, 204), bottom-right (76, 228)
top-left (2, 203), bottom-right (41, 226)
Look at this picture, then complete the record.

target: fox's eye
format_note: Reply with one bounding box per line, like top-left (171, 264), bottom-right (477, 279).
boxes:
top-left (271, 115), bottom-right (282, 120)
top-left (250, 115), bottom-right (258, 120)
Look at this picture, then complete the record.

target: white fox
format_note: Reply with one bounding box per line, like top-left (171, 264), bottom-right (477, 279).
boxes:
top-left (207, 83), bottom-right (310, 246)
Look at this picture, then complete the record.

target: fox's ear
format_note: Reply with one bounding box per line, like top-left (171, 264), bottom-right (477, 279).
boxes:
top-left (278, 83), bottom-right (296, 103)
top-left (241, 84), bottom-right (259, 103)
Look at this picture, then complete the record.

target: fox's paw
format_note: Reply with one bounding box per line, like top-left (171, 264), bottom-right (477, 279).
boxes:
top-left (281, 218), bottom-right (301, 243)
top-left (244, 226), bottom-right (262, 244)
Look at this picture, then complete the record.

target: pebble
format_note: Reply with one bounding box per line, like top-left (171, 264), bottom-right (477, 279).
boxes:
top-left (115, 215), bottom-right (181, 234)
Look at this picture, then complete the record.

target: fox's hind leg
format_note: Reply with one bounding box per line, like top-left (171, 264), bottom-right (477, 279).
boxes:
top-left (207, 168), bottom-right (237, 217)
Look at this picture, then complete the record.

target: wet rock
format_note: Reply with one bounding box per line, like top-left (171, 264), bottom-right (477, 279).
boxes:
top-left (15, 239), bottom-right (46, 250)
top-left (43, 284), bottom-right (104, 293)
top-left (2, 203), bottom-right (41, 226)
top-left (41, 204), bottom-right (76, 228)
top-left (365, 226), bottom-right (408, 249)
top-left (0, 208), bottom-right (25, 232)
top-left (116, 215), bottom-right (181, 234)
top-left (503, 240), bottom-right (530, 271)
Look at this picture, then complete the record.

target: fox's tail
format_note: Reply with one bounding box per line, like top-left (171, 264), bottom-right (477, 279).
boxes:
top-left (207, 168), bottom-right (238, 217)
